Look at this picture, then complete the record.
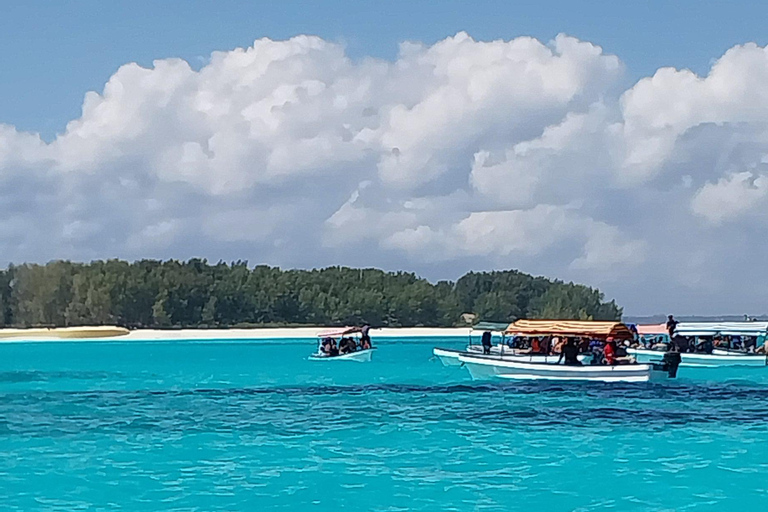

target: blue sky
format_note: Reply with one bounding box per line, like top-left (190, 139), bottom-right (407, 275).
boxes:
top-left (2, 1), bottom-right (768, 314)
top-left (3, 0), bottom-right (768, 139)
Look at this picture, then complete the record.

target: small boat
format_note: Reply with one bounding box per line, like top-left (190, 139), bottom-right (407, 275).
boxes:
top-left (631, 322), bottom-right (768, 368)
top-left (627, 348), bottom-right (766, 368)
top-left (309, 327), bottom-right (375, 362)
top-left (444, 320), bottom-right (679, 383)
top-left (309, 348), bottom-right (376, 362)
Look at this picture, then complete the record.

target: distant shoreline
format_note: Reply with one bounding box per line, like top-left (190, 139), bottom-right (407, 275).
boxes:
top-left (0, 327), bottom-right (472, 342)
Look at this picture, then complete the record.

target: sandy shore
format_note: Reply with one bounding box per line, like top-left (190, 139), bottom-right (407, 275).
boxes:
top-left (0, 326), bottom-right (472, 342)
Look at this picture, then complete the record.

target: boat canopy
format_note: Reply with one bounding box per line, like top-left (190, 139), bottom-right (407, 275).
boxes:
top-left (637, 324), bottom-right (667, 335)
top-left (676, 322), bottom-right (768, 337)
top-left (472, 321), bottom-right (511, 332)
top-left (317, 327), bottom-right (363, 338)
top-left (505, 320), bottom-right (633, 340)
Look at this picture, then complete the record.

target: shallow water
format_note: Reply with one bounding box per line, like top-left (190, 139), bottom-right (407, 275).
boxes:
top-left (1, 337), bottom-right (767, 511)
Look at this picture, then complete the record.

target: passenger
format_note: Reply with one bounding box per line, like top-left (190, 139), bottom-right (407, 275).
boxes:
top-left (552, 336), bottom-right (564, 355)
top-left (481, 330), bottom-right (493, 355)
top-left (559, 337), bottom-right (582, 366)
top-left (531, 337), bottom-right (541, 354)
top-left (696, 337), bottom-right (714, 354)
top-left (744, 336), bottom-right (757, 353)
top-left (329, 339), bottom-right (339, 357)
top-left (360, 336), bottom-right (371, 350)
top-left (604, 338), bottom-right (617, 365)
top-left (589, 339), bottom-right (604, 365)
top-left (539, 336), bottom-right (552, 355)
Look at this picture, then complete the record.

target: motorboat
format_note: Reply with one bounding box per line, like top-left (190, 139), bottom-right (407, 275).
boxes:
top-left (445, 320), bottom-right (679, 383)
top-left (309, 348), bottom-right (376, 362)
top-left (629, 322), bottom-right (768, 368)
top-left (310, 327), bottom-right (375, 362)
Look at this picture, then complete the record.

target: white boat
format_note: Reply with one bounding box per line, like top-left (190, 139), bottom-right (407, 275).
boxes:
top-left (309, 348), bottom-right (376, 362)
top-left (457, 353), bottom-right (670, 383)
top-left (433, 347), bottom-right (589, 366)
top-left (627, 347), bottom-right (766, 368)
top-left (631, 321), bottom-right (768, 368)
top-left (311, 326), bottom-right (375, 362)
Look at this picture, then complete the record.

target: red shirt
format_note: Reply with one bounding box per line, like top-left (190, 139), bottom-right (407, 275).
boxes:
top-left (604, 343), bottom-right (616, 365)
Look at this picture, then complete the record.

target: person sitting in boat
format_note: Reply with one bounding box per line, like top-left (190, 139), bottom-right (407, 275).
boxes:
top-left (539, 336), bottom-right (552, 355)
top-left (551, 336), bottom-right (564, 355)
top-left (360, 336), bottom-right (372, 350)
top-left (320, 337), bottom-right (334, 355)
top-left (603, 338), bottom-right (633, 365)
top-left (695, 337), bottom-right (714, 354)
top-left (328, 339), bottom-right (340, 357)
top-left (481, 331), bottom-right (493, 354)
top-left (339, 337), bottom-right (355, 354)
top-left (558, 337), bottom-right (582, 366)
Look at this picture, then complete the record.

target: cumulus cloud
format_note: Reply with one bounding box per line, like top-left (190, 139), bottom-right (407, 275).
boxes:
top-left (2, 32), bottom-right (768, 313)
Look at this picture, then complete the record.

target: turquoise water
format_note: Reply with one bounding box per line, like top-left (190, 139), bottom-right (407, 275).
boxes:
top-left (1, 337), bottom-right (768, 511)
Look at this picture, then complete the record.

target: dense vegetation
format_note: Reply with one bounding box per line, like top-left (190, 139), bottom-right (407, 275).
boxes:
top-left (0, 260), bottom-right (622, 328)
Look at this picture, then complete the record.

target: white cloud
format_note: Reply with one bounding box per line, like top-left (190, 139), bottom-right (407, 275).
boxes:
top-left (691, 171), bottom-right (768, 224)
top-left (3, 33), bottom-right (768, 313)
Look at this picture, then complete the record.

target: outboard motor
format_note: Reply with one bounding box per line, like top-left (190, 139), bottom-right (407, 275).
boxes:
top-left (662, 351), bottom-right (681, 378)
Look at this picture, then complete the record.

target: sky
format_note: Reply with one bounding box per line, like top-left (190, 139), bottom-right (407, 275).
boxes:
top-left (1, 0), bottom-right (768, 315)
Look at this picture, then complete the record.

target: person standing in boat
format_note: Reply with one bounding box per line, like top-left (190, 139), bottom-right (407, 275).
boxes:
top-left (361, 324), bottom-right (372, 348)
top-left (481, 330), bottom-right (493, 354)
top-left (666, 315), bottom-right (679, 338)
top-left (559, 338), bottom-right (582, 366)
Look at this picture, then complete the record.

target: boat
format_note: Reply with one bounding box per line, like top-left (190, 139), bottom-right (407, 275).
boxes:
top-left (628, 322), bottom-right (768, 368)
top-left (457, 353), bottom-right (670, 383)
top-left (447, 320), bottom-right (679, 383)
top-left (309, 327), bottom-right (375, 362)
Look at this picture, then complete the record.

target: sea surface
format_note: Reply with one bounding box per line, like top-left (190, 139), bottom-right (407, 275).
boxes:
top-left (1, 337), bottom-right (767, 511)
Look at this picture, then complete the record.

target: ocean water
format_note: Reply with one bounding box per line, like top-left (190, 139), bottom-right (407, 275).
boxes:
top-left (1, 337), bottom-right (767, 511)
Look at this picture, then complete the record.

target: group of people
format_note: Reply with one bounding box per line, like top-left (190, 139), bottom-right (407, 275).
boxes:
top-left (319, 325), bottom-right (373, 357)
top-left (496, 333), bottom-right (634, 366)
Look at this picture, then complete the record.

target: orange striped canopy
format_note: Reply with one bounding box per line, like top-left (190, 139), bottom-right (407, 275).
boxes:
top-left (505, 320), bottom-right (633, 340)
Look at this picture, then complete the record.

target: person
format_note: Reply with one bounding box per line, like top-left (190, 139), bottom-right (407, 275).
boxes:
top-left (559, 337), bottom-right (582, 366)
top-left (666, 315), bottom-right (679, 338)
top-left (320, 337), bottom-right (333, 355)
top-left (552, 336), bottom-right (564, 355)
top-left (539, 336), bottom-right (552, 355)
top-left (360, 336), bottom-right (371, 350)
top-left (339, 337), bottom-right (350, 354)
top-left (481, 330), bottom-right (493, 355)
top-left (696, 336), bottom-right (714, 354)
top-left (361, 324), bottom-right (372, 347)
top-left (589, 338), bottom-right (604, 365)
top-left (329, 339), bottom-right (339, 357)
top-left (603, 338), bottom-right (618, 365)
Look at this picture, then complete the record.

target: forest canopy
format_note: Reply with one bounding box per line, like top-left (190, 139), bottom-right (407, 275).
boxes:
top-left (0, 260), bottom-right (622, 328)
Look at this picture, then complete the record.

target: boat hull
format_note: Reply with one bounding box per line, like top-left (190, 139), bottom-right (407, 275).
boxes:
top-left (433, 347), bottom-right (589, 366)
top-left (309, 348), bottom-right (375, 362)
top-left (457, 354), bottom-right (663, 383)
top-left (628, 348), bottom-right (767, 368)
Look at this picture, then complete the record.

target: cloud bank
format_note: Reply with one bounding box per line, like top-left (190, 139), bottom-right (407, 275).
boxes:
top-left (2, 33), bottom-right (768, 314)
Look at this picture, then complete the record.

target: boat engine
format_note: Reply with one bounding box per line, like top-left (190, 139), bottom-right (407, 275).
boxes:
top-left (661, 352), bottom-right (681, 378)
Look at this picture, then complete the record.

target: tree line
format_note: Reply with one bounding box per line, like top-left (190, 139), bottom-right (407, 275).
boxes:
top-left (0, 260), bottom-right (622, 328)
